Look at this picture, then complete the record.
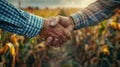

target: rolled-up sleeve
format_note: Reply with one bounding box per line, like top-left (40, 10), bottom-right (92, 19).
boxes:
top-left (71, 0), bottom-right (120, 29)
top-left (0, 0), bottom-right (44, 38)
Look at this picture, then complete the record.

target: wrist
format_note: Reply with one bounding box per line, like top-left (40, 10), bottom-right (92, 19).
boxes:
top-left (42, 18), bottom-right (47, 28)
top-left (68, 16), bottom-right (75, 29)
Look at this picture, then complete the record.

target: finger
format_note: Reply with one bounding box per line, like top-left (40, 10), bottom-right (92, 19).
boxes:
top-left (50, 17), bottom-right (59, 27)
top-left (55, 42), bottom-right (61, 48)
top-left (54, 32), bottom-right (64, 44)
top-left (63, 30), bottom-right (72, 40)
top-left (61, 36), bottom-right (67, 43)
top-left (58, 37), bottom-right (63, 45)
top-left (45, 37), bottom-right (53, 46)
top-left (58, 35), bottom-right (69, 45)
top-left (52, 38), bottom-right (58, 47)
top-left (58, 34), bottom-right (64, 44)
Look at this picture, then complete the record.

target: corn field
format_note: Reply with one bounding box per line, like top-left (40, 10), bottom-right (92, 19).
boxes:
top-left (0, 8), bottom-right (120, 67)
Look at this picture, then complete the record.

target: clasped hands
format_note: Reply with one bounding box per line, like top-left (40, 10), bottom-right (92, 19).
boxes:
top-left (40, 16), bottom-right (74, 47)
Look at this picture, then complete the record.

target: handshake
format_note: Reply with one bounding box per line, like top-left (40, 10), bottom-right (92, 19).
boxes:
top-left (40, 16), bottom-right (75, 47)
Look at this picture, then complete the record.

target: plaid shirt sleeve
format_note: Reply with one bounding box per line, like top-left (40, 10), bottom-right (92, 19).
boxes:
top-left (71, 0), bottom-right (120, 29)
top-left (0, 0), bottom-right (44, 38)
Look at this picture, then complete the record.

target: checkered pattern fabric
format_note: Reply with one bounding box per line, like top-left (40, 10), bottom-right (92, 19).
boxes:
top-left (71, 0), bottom-right (120, 29)
top-left (0, 0), bottom-right (44, 38)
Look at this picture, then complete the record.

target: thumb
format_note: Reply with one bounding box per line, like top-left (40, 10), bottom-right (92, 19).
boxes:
top-left (50, 17), bottom-right (59, 27)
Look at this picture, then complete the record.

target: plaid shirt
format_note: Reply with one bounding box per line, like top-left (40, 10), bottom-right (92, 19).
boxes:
top-left (0, 0), bottom-right (44, 38)
top-left (71, 0), bottom-right (120, 29)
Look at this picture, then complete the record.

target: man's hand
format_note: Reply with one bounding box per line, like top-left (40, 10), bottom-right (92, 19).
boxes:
top-left (39, 18), bottom-right (72, 47)
top-left (44, 16), bottom-right (75, 47)
top-left (50, 16), bottom-right (75, 32)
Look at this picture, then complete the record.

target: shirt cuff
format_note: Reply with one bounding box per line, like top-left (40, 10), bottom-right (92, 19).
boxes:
top-left (22, 12), bottom-right (44, 38)
top-left (70, 13), bottom-right (82, 30)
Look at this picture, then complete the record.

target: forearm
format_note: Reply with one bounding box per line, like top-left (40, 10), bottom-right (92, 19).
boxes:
top-left (0, 0), bottom-right (44, 38)
top-left (71, 0), bottom-right (119, 29)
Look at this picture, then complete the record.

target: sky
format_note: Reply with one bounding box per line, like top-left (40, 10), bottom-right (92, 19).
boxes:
top-left (9, 0), bottom-right (96, 8)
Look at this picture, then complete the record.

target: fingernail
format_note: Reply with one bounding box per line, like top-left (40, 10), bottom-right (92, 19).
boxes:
top-left (55, 38), bottom-right (58, 41)
top-left (50, 21), bottom-right (56, 26)
top-left (48, 37), bottom-right (53, 41)
top-left (45, 37), bottom-right (53, 46)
